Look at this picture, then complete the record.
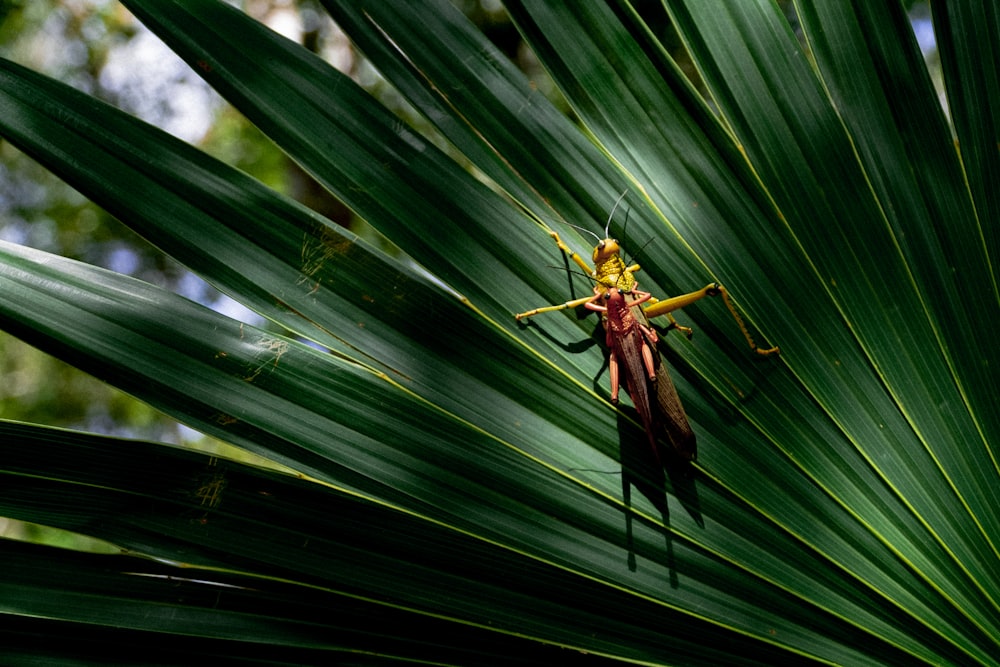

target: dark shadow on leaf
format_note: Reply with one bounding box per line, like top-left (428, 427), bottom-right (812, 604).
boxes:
top-left (650, 324), bottom-right (781, 421)
top-left (617, 406), bottom-right (701, 587)
top-left (515, 311), bottom-right (600, 355)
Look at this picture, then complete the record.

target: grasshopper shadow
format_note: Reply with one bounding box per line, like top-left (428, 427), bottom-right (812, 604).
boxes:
top-left (650, 322), bottom-right (782, 417)
top-left (515, 311), bottom-right (601, 356)
top-left (617, 406), bottom-right (702, 586)
top-left (522, 314), bottom-right (705, 583)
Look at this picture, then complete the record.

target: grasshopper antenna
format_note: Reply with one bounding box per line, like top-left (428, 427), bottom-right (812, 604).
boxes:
top-left (605, 189), bottom-right (629, 238)
top-left (608, 200), bottom-right (653, 264)
top-left (627, 237), bottom-right (656, 266)
top-left (559, 220), bottom-right (602, 244)
top-left (547, 265), bottom-right (595, 282)
top-left (553, 189), bottom-right (629, 242)
top-left (615, 199), bottom-right (654, 267)
top-left (619, 203), bottom-right (633, 248)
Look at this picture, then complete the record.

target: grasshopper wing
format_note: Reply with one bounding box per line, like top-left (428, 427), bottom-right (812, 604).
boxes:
top-left (652, 362), bottom-right (697, 461)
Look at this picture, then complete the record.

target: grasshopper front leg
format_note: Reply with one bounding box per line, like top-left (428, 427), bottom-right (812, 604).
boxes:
top-left (548, 231), bottom-right (597, 277)
top-left (515, 231), bottom-right (602, 321)
top-left (515, 293), bottom-right (598, 321)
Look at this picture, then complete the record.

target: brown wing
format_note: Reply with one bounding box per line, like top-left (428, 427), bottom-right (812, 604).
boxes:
top-left (652, 363), bottom-right (697, 461)
top-left (614, 326), bottom-right (659, 455)
top-left (630, 304), bottom-right (697, 461)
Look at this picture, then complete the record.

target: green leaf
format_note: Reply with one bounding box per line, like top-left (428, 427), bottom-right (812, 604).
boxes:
top-left (0, 240), bottom-right (915, 663)
top-left (505, 0), bottom-right (999, 658)
top-left (0, 55), bottom-right (618, 484)
top-left (932, 0), bottom-right (1000, 275)
top-left (1, 421), bottom-right (864, 666)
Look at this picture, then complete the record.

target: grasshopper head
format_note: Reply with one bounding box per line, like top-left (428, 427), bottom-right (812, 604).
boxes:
top-left (592, 238), bottom-right (621, 265)
top-left (602, 286), bottom-right (629, 312)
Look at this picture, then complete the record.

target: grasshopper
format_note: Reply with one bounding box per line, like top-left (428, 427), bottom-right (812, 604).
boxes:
top-left (516, 202), bottom-right (777, 461)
